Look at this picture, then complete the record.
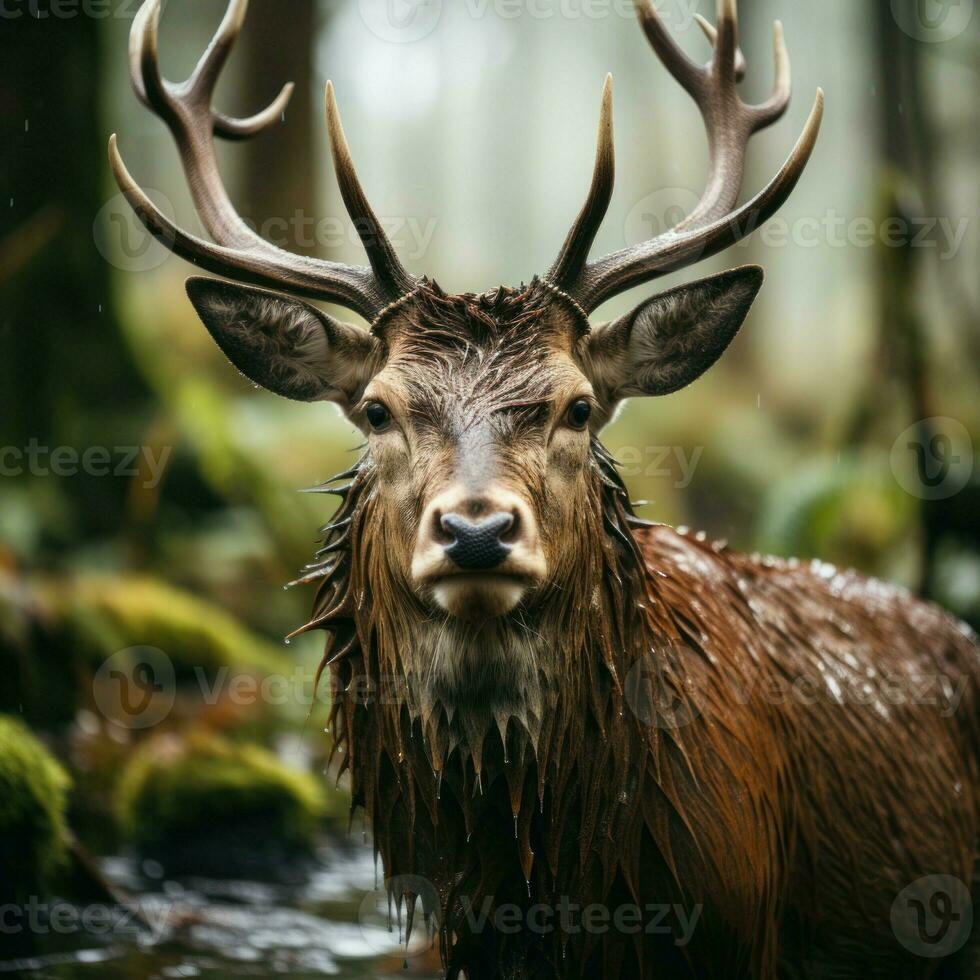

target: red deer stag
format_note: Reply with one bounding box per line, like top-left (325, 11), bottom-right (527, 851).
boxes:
top-left (111, 0), bottom-right (979, 976)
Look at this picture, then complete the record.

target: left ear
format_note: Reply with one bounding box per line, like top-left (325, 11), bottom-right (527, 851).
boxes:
top-left (186, 277), bottom-right (379, 409)
top-left (582, 265), bottom-right (763, 407)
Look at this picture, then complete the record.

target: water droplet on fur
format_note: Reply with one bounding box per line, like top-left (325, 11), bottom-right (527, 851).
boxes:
top-left (284, 637), bottom-right (291, 645)
top-left (526, 880), bottom-right (531, 897)
top-left (513, 815), bottom-right (518, 839)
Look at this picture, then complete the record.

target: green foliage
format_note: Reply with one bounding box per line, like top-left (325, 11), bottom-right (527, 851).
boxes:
top-left (0, 716), bottom-right (71, 902)
top-left (63, 576), bottom-right (290, 680)
top-left (115, 731), bottom-right (331, 852)
top-left (756, 453), bottom-right (918, 579)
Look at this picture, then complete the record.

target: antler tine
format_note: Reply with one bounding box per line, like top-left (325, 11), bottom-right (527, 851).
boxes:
top-left (108, 135), bottom-right (382, 314)
top-left (326, 83), bottom-right (417, 297)
top-left (579, 89), bottom-right (824, 310)
top-left (111, 0), bottom-right (416, 322)
top-left (546, 76), bottom-right (615, 293)
top-left (710, 0), bottom-right (739, 82)
top-left (548, 0), bottom-right (822, 311)
top-left (190, 0), bottom-right (248, 95)
top-left (215, 84), bottom-right (295, 142)
top-left (693, 13), bottom-right (746, 81)
top-left (128, 0), bottom-right (168, 116)
top-left (186, 0), bottom-right (294, 140)
top-left (750, 21), bottom-right (792, 130)
top-left (664, 0), bottom-right (782, 233)
top-left (634, 0), bottom-right (702, 98)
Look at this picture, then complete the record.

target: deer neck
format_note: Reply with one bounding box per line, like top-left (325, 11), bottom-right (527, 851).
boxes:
top-left (305, 442), bottom-right (659, 792)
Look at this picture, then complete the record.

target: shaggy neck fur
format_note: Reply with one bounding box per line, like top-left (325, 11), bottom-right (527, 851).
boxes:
top-left (290, 283), bottom-right (765, 978)
top-left (285, 284), bottom-right (980, 978)
top-left (291, 433), bottom-right (702, 977)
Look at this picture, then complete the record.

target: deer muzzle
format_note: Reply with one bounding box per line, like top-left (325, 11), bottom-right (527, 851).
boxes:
top-left (412, 487), bottom-right (547, 620)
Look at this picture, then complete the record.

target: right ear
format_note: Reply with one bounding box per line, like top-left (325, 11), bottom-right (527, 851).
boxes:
top-left (185, 278), bottom-right (379, 408)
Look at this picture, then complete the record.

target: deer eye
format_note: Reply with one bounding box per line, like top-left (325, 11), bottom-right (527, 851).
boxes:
top-left (566, 399), bottom-right (593, 430)
top-left (365, 402), bottom-right (391, 431)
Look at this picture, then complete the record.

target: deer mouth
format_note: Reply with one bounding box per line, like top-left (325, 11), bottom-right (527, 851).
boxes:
top-left (427, 572), bottom-right (532, 621)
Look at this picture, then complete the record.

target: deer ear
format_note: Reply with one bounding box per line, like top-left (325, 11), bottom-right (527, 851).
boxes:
top-left (584, 266), bottom-right (763, 405)
top-left (185, 278), bottom-right (378, 407)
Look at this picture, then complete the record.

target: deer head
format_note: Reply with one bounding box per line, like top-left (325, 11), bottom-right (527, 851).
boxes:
top-left (111, 0), bottom-right (822, 708)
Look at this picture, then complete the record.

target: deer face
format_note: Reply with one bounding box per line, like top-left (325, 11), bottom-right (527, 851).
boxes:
top-left (187, 269), bottom-right (763, 626)
top-left (367, 314), bottom-right (590, 623)
top-left (119, 0), bottom-right (820, 693)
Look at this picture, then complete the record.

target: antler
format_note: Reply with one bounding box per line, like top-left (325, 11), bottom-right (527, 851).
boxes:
top-left (109, 0), bottom-right (416, 323)
top-left (548, 0), bottom-right (823, 313)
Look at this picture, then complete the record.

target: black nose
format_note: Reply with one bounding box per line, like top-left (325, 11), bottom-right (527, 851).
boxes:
top-left (441, 513), bottom-right (514, 570)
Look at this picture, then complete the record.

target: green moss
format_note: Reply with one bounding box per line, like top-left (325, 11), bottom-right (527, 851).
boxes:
top-left (115, 731), bottom-right (329, 853)
top-left (0, 716), bottom-right (71, 902)
top-left (63, 576), bottom-right (290, 680)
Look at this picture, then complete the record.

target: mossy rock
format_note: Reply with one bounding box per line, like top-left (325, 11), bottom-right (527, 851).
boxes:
top-left (0, 716), bottom-right (71, 903)
top-left (115, 731), bottom-right (336, 878)
top-left (62, 576), bottom-right (290, 682)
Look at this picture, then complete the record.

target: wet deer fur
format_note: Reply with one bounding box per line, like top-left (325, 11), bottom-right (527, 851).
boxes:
top-left (113, 1), bottom-right (980, 976)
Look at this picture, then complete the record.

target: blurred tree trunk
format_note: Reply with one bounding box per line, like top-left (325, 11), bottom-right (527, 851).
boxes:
top-left (862, 4), bottom-right (979, 610)
top-left (238, 0), bottom-right (317, 256)
top-left (0, 11), bottom-right (151, 546)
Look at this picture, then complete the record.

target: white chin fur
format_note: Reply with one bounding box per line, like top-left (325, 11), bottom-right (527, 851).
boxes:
top-left (431, 576), bottom-right (526, 620)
